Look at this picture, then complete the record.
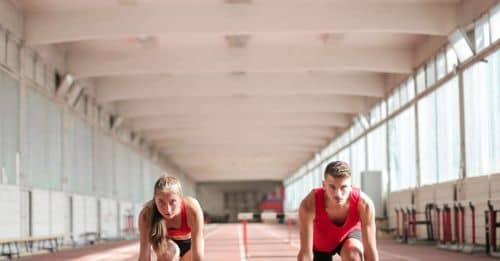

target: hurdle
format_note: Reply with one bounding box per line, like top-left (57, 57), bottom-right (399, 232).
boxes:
top-left (461, 201), bottom-right (484, 253)
top-left (395, 206), bottom-right (409, 243)
top-left (485, 199), bottom-right (500, 258)
top-left (407, 203), bottom-right (435, 244)
top-left (436, 202), bottom-right (454, 248)
top-left (237, 212), bottom-right (253, 258)
top-left (237, 211), bottom-right (299, 258)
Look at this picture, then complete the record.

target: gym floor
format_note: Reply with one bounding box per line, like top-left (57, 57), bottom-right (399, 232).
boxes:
top-left (16, 223), bottom-right (496, 261)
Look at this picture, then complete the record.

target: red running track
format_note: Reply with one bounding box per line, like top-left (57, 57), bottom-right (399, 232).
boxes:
top-left (18, 223), bottom-right (496, 260)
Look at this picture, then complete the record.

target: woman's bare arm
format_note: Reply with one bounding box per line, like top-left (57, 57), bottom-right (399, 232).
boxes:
top-left (186, 197), bottom-right (205, 261)
top-left (138, 206), bottom-right (152, 261)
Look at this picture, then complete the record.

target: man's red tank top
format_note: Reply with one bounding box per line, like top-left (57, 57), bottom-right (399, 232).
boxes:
top-left (313, 187), bottom-right (361, 252)
top-left (167, 199), bottom-right (191, 237)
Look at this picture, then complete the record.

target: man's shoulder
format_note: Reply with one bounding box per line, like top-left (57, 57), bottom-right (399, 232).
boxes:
top-left (300, 190), bottom-right (316, 213)
top-left (357, 191), bottom-right (375, 213)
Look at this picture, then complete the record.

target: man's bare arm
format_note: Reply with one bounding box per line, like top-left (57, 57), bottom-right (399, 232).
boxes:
top-left (297, 191), bottom-right (315, 261)
top-left (358, 192), bottom-right (379, 261)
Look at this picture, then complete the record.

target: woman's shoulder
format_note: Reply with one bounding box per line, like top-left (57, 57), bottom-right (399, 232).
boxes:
top-left (184, 196), bottom-right (201, 210)
top-left (139, 200), bottom-right (154, 221)
top-left (184, 197), bottom-right (203, 218)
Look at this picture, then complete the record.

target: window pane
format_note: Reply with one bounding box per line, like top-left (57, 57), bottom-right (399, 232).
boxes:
top-left (0, 70), bottom-right (19, 185)
top-left (388, 90), bottom-right (401, 114)
top-left (475, 15), bottom-right (491, 52)
top-left (380, 100), bottom-right (387, 119)
top-left (446, 46), bottom-right (458, 73)
top-left (389, 107), bottom-right (417, 191)
top-left (491, 4), bottom-right (500, 43)
top-left (407, 78), bottom-right (415, 101)
top-left (418, 92), bottom-right (438, 186)
top-left (351, 138), bottom-right (366, 188)
top-left (367, 124), bottom-right (387, 173)
top-left (370, 104), bottom-right (380, 125)
top-left (450, 30), bottom-right (474, 62)
top-left (399, 84), bottom-right (408, 105)
top-left (338, 148), bottom-right (351, 165)
top-left (436, 52), bottom-right (446, 80)
top-left (464, 49), bottom-right (500, 177)
top-left (416, 67), bottom-right (426, 93)
top-left (426, 59), bottom-right (436, 87)
top-left (435, 77), bottom-right (460, 182)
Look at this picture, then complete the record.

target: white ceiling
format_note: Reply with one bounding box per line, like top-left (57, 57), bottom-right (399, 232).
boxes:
top-left (16, 0), bottom-right (480, 181)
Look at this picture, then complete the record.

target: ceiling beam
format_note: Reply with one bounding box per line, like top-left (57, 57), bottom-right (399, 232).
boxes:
top-left (155, 137), bottom-right (328, 148)
top-left (68, 45), bottom-right (412, 78)
top-left (25, 2), bottom-right (457, 45)
top-left (145, 126), bottom-right (335, 140)
top-left (95, 72), bottom-right (385, 103)
top-left (129, 112), bottom-right (351, 130)
top-left (115, 96), bottom-right (372, 118)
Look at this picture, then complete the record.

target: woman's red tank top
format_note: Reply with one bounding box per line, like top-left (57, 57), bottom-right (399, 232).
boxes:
top-left (313, 187), bottom-right (361, 252)
top-left (167, 199), bottom-right (191, 237)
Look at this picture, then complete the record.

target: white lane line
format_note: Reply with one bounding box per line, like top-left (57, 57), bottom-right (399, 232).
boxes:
top-left (237, 224), bottom-right (247, 261)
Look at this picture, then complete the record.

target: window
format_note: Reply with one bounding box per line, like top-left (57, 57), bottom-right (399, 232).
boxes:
top-left (351, 138), bottom-right (366, 187)
top-left (446, 46), bottom-right (458, 73)
top-left (464, 49), bottom-right (500, 177)
top-left (416, 67), bottom-right (426, 93)
top-left (407, 78), bottom-right (415, 101)
top-left (388, 91), bottom-right (400, 114)
top-left (418, 92), bottom-right (438, 185)
top-left (23, 87), bottom-right (63, 190)
top-left (367, 124), bottom-right (387, 174)
top-left (450, 30), bottom-right (474, 62)
top-left (491, 4), bottom-right (500, 43)
top-left (418, 77), bottom-right (460, 185)
top-left (436, 51), bottom-right (447, 80)
top-left (0, 71), bottom-right (19, 185)
top-left (399, 83), bottom-right (408, 105)
top-left (389, 107), bottom-right (417, 191)
top-left (370, 104), bottom-right (381, 125)
top-left (426, 58), bottom-right (436, 87)
top-left (475, 15), bottom-right (491, 52)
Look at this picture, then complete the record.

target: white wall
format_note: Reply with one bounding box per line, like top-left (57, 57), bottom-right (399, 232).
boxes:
top-left (50, 191), bottom-right (67, 235)
top-left (0, 184), bottom-right (21, 238)
top-left (118, 201), bottom-right (133, 236)
top-left (31, 189), bottom-right (50, 236)
top-left (99, 198), bottom-right (118, 239)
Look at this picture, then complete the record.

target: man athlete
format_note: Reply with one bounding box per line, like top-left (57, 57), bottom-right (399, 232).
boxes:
top-left (297, 161), bottom-right (379, 261)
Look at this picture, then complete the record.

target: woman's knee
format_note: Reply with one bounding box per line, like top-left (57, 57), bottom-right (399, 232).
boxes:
top-left (160, 239), bottom-right (180, 261)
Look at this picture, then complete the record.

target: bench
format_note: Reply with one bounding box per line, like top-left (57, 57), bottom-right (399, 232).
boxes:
top-left (79, 232), bottom-right (99, 245)
top-left (0, 235), bottom-right (64, 259)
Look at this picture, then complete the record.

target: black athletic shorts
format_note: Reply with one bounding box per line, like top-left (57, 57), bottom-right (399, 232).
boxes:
top-left (172, 238), bottom-right (191, 257)
top-left (313, 229), bottom-right (362, 261)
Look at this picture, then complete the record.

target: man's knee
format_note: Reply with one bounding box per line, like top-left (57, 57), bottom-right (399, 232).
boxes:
top-left (340, 240), bottom-right (363, 261)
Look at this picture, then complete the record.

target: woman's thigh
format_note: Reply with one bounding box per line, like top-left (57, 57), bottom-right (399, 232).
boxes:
top-left (180, 249), bottom-right (192, 261)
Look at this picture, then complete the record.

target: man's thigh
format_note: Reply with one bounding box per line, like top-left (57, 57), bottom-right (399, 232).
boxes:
top-left (313, 249), bottom-right (334, 261)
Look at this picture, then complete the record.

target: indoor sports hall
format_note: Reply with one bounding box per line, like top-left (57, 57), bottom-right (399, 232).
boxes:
top-left (0, 0), bottom-right (499, 260)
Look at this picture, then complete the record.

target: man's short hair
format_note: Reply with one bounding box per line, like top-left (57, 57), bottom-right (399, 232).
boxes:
top-left (324, 161), bottom-right (352, 178)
